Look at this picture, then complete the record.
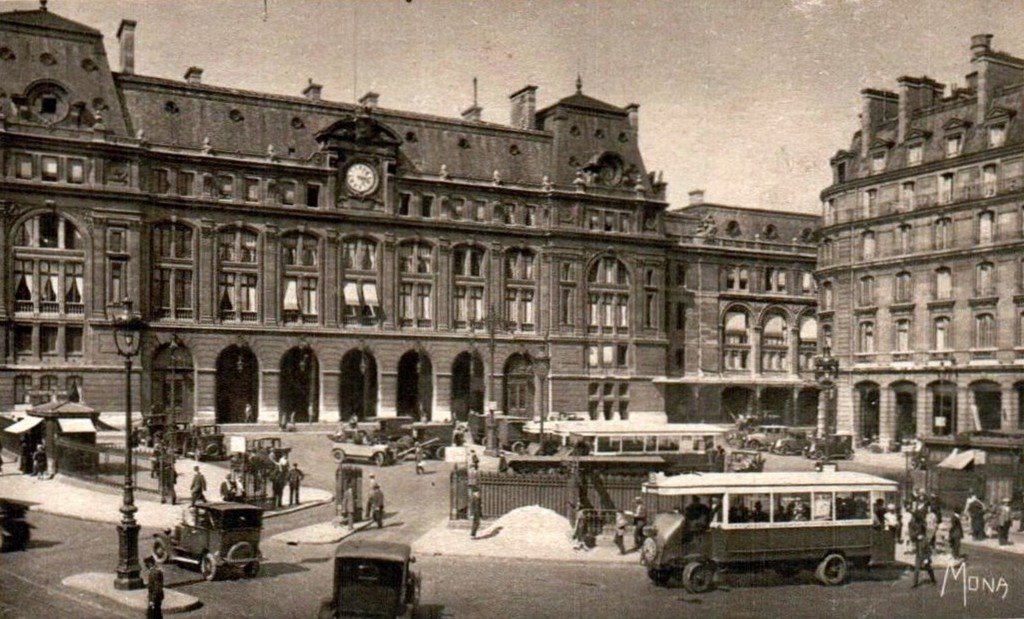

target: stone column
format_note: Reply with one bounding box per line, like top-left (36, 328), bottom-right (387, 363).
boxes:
top-left (1006, 384), bottom-right (1021, 431)
top-left (879, 385), bottom-right (895, 451)
top-left (324, 233), bottom-right (340, 328)
top-left (198, 220), bottom-right (216, 323)
top-left (957, 385), bottom-right (972, 434)
top-left (917, 384), bottom-right (931, 438)
top-left (751, 326), bottom-right (762, 377)
top-left (817, 385), bottom-right (829, 436)
top-left (788, 327), bottom-right (800, 376)
top-left (437, 239), bottom-right (451, 330)
top-left (263, 225), bottom-right (279, 325)
top-left (382, 234), bottom-right (396, 329)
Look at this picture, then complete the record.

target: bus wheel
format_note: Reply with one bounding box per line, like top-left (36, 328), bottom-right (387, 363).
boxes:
top-left (815, 553), bottom-right (848, 586)
top-left (647, 568), bottom-right (672, 587)
top-left (682, 561), bottom-right (715, 593)
top-left (511, 442), bottom-right (527, 455)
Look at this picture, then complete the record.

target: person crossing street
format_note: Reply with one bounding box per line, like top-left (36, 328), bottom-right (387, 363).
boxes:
top-left (189, 466), bottom-right (206, 504)
top-left (367, 482), bottom-right (385, 529)
top-left (287, 463), bottom-right (305, 506)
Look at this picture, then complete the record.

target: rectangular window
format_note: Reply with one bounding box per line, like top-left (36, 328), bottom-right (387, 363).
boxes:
top-left (895, 319), bottom-right (911, 352)
top-left (990, 124), bottom-right (1007, 148)
top-left (281, 182), bottom-right (296, 205)
top-left (40, 325), bottom-right (59, 355)
top-left (675, 302), bottom-right (685, 330)
top-left (946, 134), bottom-right (962, 157)
top-left (983, 165), bottom-right (998, 197)
top-left (176, 270), bottom-right (194, 310)
top-left (525, 205), bottom-right (536, 227)
top-left (560, 287), bottom-right (574, 326)
top-left (644, 292), bottom-right (656, 328)
top-left (979, 212), bottom-right (994, 244)
top-left (616, 344), bottom-right (628, 367)
top-left (773, 492), bottom-right (812, 523)
top-left (177, 171), bottom-right (195, 196)
top-left (245, 178), bottom-right (260, 202)
top-left (901, 181), bottom-right (915, 209)
top-left (474, 201), bottom-right (487, 221)
top-left (41, 156), bottom-right (59, 181)
top-left (67, 159), bottom-right (85, 184)
top-left (870, 151), bottom-right (886, 173)
top-left (835, 492), bottom-right (870, 521)
top-left (420, 195), bottom-right (434, 218)
top-left (939, 174), bottom-right (954, 204)
top-left (154, 169), bottom-right (170, 193)
top-left (416, 283), bottom-right (432, 320)
top-left (399, 193), bottom-right (412, 216)
top-left (16, 154), bottom-right (34, 179)
top-left (217, 174), bottom-right (234, 199)
top-left (239, 274), bottom-right (257, 313)
top-left (66, 326), bottom-right (83, 355)
top-left (302, 278), bottom-right (318, 316)
top-left (305, 183), bottom-right (321, 208)
top-left (907, 144), bottom-right (923, 166)
top-left (14, 325), bottom-right (32, 355)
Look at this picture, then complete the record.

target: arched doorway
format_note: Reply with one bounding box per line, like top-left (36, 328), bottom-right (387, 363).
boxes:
top-left (397, 350), bottom-right (432, 420)
top-left (930, 381), bottom-right (956, 436)
top-left (280, 346), bottom-right (319, 423)
top-left (856, 382), bottom-right (880, 442)
top-left (152, 342), bottom-right (194, 423)
top-left (760, 387), bottom-right (791, 424)
top-left (972, 381), bottom-right (1002, 431)
top-left (797, 388), bottom-right (819, 426)
top-left (451, 351), bottom-right (484, 423)
top-left (721, 386), bottom-right (754, 421)
top-left (891, 382), bottom-right (917, 444)
top-left (215, 345), bottom-right (259, 423)
top-left (503, 353), bottom-right (534, 418)
top-left (340, 349), bottom-right (378, 421)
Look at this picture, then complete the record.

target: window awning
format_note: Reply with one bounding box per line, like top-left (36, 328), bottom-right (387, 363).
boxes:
top-left (282, 280), bottom-right (299, 311)
top-left (937, 449), bottom-right (976, 470)
top-left (343, 282), bottom-right (360, 305)
top-left (4, 415), bottom-right (44, 434)
top-left (362, 282), bottom-right (379, 306)
top-left (58, 417), bottom-right (96, 434)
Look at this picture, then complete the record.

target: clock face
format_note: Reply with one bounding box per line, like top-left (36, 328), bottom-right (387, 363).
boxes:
top-left (346, 163), bottom-right (378, 195)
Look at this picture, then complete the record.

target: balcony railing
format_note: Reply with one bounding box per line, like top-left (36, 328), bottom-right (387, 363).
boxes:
top-left (39, 301), bottom-right (60, 314)
top-left (240, 311), bottom-right (258, 323)
top-left (15, 300), bottom-right (33, 313)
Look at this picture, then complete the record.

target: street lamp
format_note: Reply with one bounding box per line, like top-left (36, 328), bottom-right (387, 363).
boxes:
top-left (533, 348), bottom-right (552, 447)
top-left (936, 352), bottom-right (957, 437)
top-left (813, 344), bottom-right (840, 437)
top-left (112, 298), bottom-right (147, 591)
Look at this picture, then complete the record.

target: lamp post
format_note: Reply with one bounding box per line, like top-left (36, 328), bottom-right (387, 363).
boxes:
top-left (112, 298), bottom-right (146, 590)
top-left (534, 348), bottom-right (551, 447)
top-left (475, 304), bottom-right (512, 452)
top-left (813, 345), bottom-right (840, 437)
top-left (936, 352), bottom-right (957, 437)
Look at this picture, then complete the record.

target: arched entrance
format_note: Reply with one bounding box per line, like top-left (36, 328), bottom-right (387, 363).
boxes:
top-left (721, 386), bottom-right (754, 421)
top-left (856, 382), bottom-right (880, 442)
top-left (760, 387), bottom-right (791, 424)
top-left (891, 382), bottom-right (917, 443)
top-left (797, 388), bottom-right (819, 426)
top-left (397, 350), bottom-right (432, 421)
top-left (340, 349), bottom-right (378, 421)
top-left (451, 351), bottom-right (484, 423)
top-left (930, 381), bottom-right (956, 436)
top-left (152, 342), bottom-right (194, 423)
top-left (972, 381), bottom-right (1002, 431)
top-left (215, 345), bottom-right (259, 423)
top-left (280, 346), bottom-right (319, 423)
top-left (503, 353), bottom-right (534, 418)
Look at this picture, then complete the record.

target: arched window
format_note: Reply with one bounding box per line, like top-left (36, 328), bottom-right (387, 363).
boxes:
top-left (398, 241), bottom-right (434, 326)
top-left (761, 313), bottom-right (789, 372)
top-left (587, 257), bottom-right (630, 335)
top-left (976, 262), bottom-right (995, 296)
top-left (978, 210), bottom-right (994, 244)
top-left (217, 227), bottom-right (259, 322)
top-left (152, 222), bottom-right (194, 319)
top-left (280, 232), bottom-right (319, 323)
top-left (506, 249), bottom-right (537, 330)
top-left (723, 308), bottom-right (751, 370)
top-left (935, 267), bottom-right (952, 300)
top-left (798, 316), bottom-right (818, 371)
top-left (934, 217), bottom-right (952, 250)
top-left (342, 238), bottom-right (380, 324)
top-left (976, 313), bottom-right (996, 348)
top-left (453, 245), bottom-right (487, 327)
top-left (13, 213), bottom-right (85, 318)
top-left (894, 271), bottom-right (912, 303)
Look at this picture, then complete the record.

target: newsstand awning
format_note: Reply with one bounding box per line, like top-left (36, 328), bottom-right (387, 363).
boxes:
top-left (4, 416), bottom-right (44, 434)
top-left (937, 449), bottom-right (976, 470)
top-left (57, 417), bottom-right (96, 434)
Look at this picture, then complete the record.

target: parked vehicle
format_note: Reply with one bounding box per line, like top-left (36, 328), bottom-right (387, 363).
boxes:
top-left (0, 499), bottom-right (33, 552)
top-left (183, 423), bottom-right (227, 461)
top-left (318, 540), bottom-right (421, 619)
top-left (152, 503), bottom-right (264, 581)
top-left (331, 439), bottom-right (396, 467)
top-left (250, 437), bottom-right (292, 461)
top-left (640, 471), bottom-right (898, 592)
top-left (806, 434), bottom-right (855, 460)
top-left (410, 422), bottom-right (455, 459)
top-left (742, 425), bottom-right (790, 451)
top-left (770, 429), bottom-right (812, 456)
top-left (725, 449), bottom-right (765, 472)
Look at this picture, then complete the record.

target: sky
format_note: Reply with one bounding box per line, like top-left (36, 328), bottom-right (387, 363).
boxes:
top-left (9, 0), bottom-right (1024, 214)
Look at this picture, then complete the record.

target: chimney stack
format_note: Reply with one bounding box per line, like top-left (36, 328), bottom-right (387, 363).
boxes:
top-left (509, 85), bottom-right (537, 130)
top-left (302, 79), bottom-right (322, 101)
top-left (859, 89), bottom-right (898, 157)
top-left (461, 104), bottom-right (482, 122)
top-left (971, 34), bottom-right (993, 58)
top-left (896, 76), bottom-right (942, 142)
top-left (625, 103), bottom-right (640, 133)
top-left (358, 91), bottom-right (379, 109)
top-left (116, 20), bottom-right (136, 75)
top-left (969, 35), bottom-right (1024, 125)
top-left (688, 189), bottom-right (705, 206)
top-left (184, 67), bottom-right (203, 85)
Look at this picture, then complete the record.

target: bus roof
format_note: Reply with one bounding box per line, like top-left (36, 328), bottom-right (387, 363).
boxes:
top-left (525, 421), bottom-right (734, 436)
top-left (644, 471), bottom-right (898, 495)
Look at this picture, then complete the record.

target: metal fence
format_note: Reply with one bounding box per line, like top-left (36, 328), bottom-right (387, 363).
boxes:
top-left (53, 437), bottom-right (160, 495)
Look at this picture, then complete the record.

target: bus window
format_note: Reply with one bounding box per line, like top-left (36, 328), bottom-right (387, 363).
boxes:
top-left (774, 493), bottom-right (811, 522)
top-left (690, 438), bottom-right (703, 452)
top-left (835, 491), bottom-right (870, 520)
top-left (657, 436), bottom-right (680, 452)
top-left (682, 495), bottom-right (724, 529)
top-left (621, 436), bottom-right (645, 453)
top-left (703, 435), bottom-right (714, 451)
top-left (728, 493), bottom-right (770, 524)
top-left (596, 436), bottom-right (617, 453)
top-left (641, 436), bottom-right (655, 453)
top-left (811, 492), bottom-right (833, 521)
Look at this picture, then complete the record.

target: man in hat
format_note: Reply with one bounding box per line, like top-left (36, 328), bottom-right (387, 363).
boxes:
top-left (910, 508), bottom-right (936, 588)
top-left (189, 465), bottom-right (206, 504)
top-left (632, 496), bottom-right (648, 550)
top-left (220, 472), bottom-right (238, 502)
top-left (966, 494), bottom-right (987, 540)
top-left (469, 488), bottom-right (483, 538)
top-left (145, 555), bottom-right (164, 619)
top-left (998, 497), bottom-right (1014, 545)
top-left (948, 510), bottom-right (964, 560)
top-left (367, 482), bottom-right (385, 529)
top-left (340, 485), bottom-right (355, 531)
top-left (287, 462), bottom-right (305, 506)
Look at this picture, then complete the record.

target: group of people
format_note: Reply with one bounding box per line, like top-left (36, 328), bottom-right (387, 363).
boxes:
top-left (609, 497), bottom-right (649, 554)
top-left (16, 436), bottom-right (48, 478)
top-left (964, 492), bottom-right (1020, 545)
top-left (338, 472), bottom-right (386, 531)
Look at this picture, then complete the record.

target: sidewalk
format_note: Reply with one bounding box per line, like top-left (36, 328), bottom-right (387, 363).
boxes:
top-left (960, 528), bottom-right (1024, 555)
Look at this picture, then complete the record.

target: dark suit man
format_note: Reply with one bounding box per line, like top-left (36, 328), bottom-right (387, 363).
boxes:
top-left (287, 463), bottom-right (305, 506)
top-left (190, 466), bottom-right (206, 504)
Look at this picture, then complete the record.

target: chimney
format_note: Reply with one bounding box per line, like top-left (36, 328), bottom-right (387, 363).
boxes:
top-left (116, 19), bottom-right (136, 75)
top-left (860, 89), bottom-right (898, 157)
top-left (896, 77), bottom-right (943, 142)
top-left (688, 189), bottom-right (705, 206)
top-left (971, 34), bottom-right (993, 58)
top-left (358, 91), bottom-right (379, 109)
top-left (969, 34), bottom-right (1024, 125)
top-left (509, 85), bottom-right (537, 130)
top-left (461, 104), bottom-right (482, 122)
top-left (625, 103), bottom-right (640, 133)
top-left (184, 66), bottom-right (203, 84)
top-left (302, 79), bottom-right (322, 101)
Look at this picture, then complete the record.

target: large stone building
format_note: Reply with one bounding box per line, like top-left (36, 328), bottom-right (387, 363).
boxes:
top-left (661, 193), bottom-right (820, 424)
top-left (818, 34), bottom-right (1024, 447)
top-left (0, 6), bottom-right (674, 425)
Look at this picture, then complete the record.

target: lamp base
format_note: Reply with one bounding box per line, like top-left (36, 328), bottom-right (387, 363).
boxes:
top-left (114, 521), bottom-right (144, 591)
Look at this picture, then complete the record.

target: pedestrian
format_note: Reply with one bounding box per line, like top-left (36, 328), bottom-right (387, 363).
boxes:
top-left (910, 510), bottom-right (936, 588)
top-left (900, 501), bottom-right (914, 553)
top-left (966, 494), bottom-right (987, 540)
top-left (287, 463), bottom-right (305, 506)
top-left (368, 483), bottom-right (385, 529)
top-left (614, 510), bottom-right (628, 555)
top-left (19, 435), bottom-right (32, 475)
top-left (467, 460), bottom-right (480, 490)
top-left (278, 412), bottom-right (287, 432)
top-left (288, 410), bottom-right (296, 431)
top-left (632, 496), bottom-right (648, 550)
top-left (1011, 491), bottom-right (1024, 533)
top-left (271, 467), bottom-right (285, 508)
top-left (341, 485), bottom-right (355, 530)
top-left (415, 446), bottom-right (425, 475)
top-left (144, 556), bottom-right (164, 619)
top-left (220, 473), bottom-right (237, 502)
top-left (948, 511), bottom-right (964, 560)
top-left (32, 444), bottom-right (47, 478)
top-left (884, 503), bottom-right (900, 538)
top-left (245, 403), bottom-right (255, 424)
top-left (469, 488), bottom-right (482, 538)
top-left (998, 497), bottom-right (1013, 545)
top-left (925, 507), bottom-right (938, 548)
top-left (189, 465), bottom-right (206, 504)
top-left (160, 456), bottom-right (177, 505)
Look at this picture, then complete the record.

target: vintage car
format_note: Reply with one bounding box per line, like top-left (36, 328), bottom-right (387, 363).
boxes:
top-left (183, 423), bottom-right (227, 461)
top-left (250, 437), bottom-right (292, 461)
top-left (0, 498), bottom-right (34, 552)
top-left (640, 471), bottom-right (898, 592)
top-left (769, 429), bottom-right (812, 456)
top-left (742, 425), bottom-right (789, 451)
top-left (725, 449), bottom-right (765, 472)
top-left (331, 439), bottom-right (396, 467)
top-left (410, 422), bottom-right (456, 459)
top-left (152, 502), bottom-right (264, 581)
top-left (805, 434), bottom-right (855, 460)
top-left (318, 540), bottom-right (421, 619)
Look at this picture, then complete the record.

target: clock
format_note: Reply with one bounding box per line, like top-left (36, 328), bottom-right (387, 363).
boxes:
top-left (345, 162), bottom-right (378, 195)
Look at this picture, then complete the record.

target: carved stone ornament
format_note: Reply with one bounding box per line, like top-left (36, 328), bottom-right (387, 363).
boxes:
top-left (439, 164), bottom-right (450, 180)
top-left (542, 175), bottom-right (553, 192)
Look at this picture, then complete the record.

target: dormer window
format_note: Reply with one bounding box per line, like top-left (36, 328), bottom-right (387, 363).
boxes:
top-left (870, 151), bottom-right (886, 173)
top-left (945, 134), bottom-right (963, 157)
top-left (907, 143), bottom-right (923, 166)
top-left (989, 124), bottom-right (1007, 148)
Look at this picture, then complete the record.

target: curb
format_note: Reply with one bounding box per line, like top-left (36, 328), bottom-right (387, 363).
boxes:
top-left (63, 572), bottom-right (202, 615)
top-left (269, 518), bottom-right (375, 545)
top-left (412, 549), bottom-right (642, 567)
top-left (264, 498), bottom-right (333, 519)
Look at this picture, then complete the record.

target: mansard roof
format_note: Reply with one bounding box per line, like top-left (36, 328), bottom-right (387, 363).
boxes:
top-left (0, 8), bottom-right (100, 36)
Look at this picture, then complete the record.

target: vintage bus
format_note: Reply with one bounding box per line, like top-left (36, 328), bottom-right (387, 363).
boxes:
top-left (639, 470), bottom-right (899, 592)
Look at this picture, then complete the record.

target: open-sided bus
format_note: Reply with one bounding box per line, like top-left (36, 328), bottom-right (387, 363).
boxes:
top-left (640, 471), bottom-right (899, 592)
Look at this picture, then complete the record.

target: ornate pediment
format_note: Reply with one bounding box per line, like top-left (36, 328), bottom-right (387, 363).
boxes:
top-left (315, 112), bottom-right (402, 151)
top-left (829, 149), bottom-right (853, 164)
top-left (903, 127), bottom-right (933, 143)
top-left (983, 106), bottom-right (1016, 125)
top-left (942, 117), bottom-right (972, 132)
top-left (869, 137), bottom-right (894, 150)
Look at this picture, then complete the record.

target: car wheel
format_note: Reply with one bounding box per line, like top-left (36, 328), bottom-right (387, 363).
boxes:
top-left (512, 441), bottom-right (527, 455)
top-left (373, 452), bottom-right (387, 467)
top-left (204, 443), bottom-right (221, 460)
top-left (745, 440), bottom-right (762, 451)
top-left (152, 538), bottom-right (171, 565)
top-left (432, 446), bottom-right (445, 460)
top-left (200, 553), bottom-right (219, 581)
top-left (243, 561), bottom-right (260, 578)
top-left (815, 553), bottom-right (847, 586)
top-left (682, 561), bottom-right (715, 594)
top-left (332, 449), bottom-right (345, 463)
